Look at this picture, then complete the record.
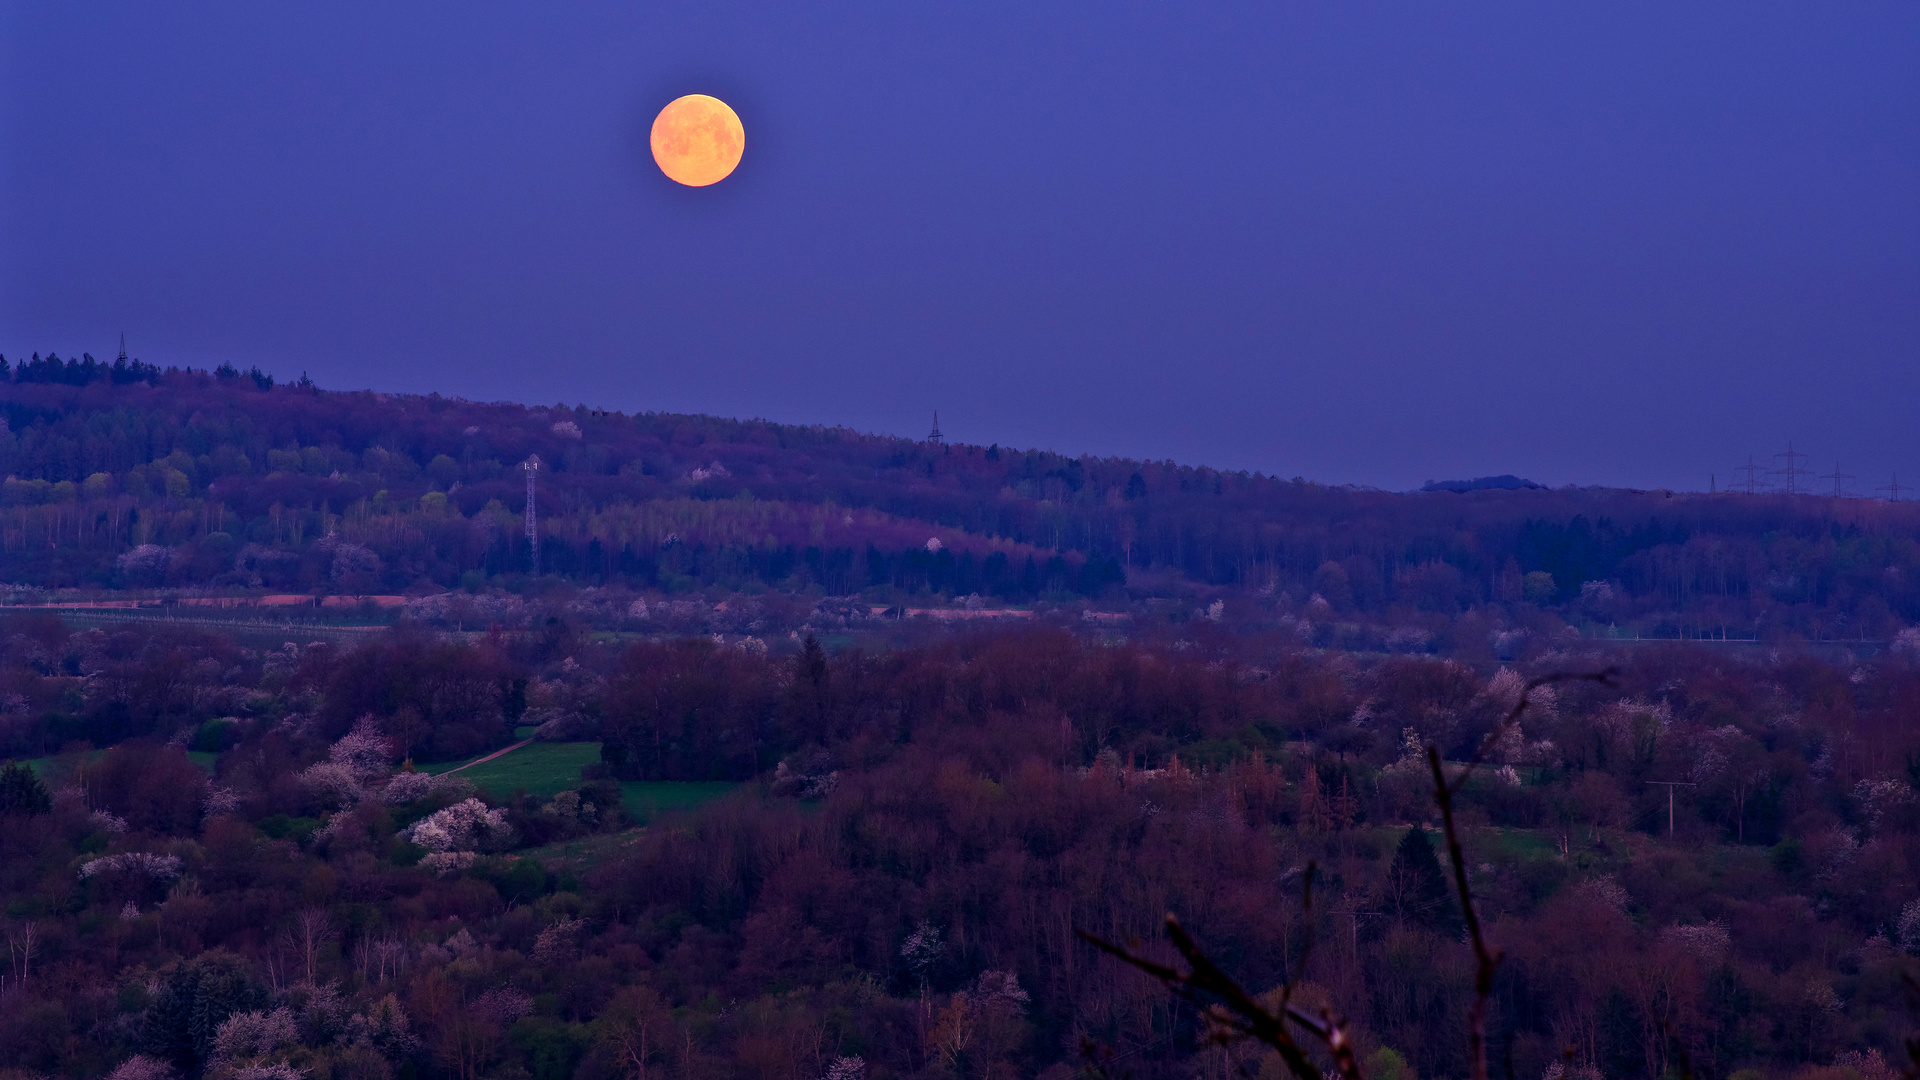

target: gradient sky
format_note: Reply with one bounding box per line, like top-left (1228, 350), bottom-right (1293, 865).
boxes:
top-left (3, 2), bottom-right (1916, 492)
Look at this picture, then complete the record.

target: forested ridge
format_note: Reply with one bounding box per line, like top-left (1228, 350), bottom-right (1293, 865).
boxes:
top-left (2, 361), bottom-right (1919, 640)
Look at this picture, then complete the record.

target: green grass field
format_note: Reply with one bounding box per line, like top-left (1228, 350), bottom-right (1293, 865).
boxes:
top-left (426, 742), bottom-right (601, 797)
top-left (620, 780), bottom-right (741, 818)
top-left (18, 749), bottom-right (219, 776)
top-left (424, 742), bottom-right (743, 818)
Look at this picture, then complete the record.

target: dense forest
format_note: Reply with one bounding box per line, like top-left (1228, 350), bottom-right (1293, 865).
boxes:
top-left (0, 618), bottom-right (1918, 1080)
top-left (1, 359), bottom-right (1918, 1080)
top-left (3, 360), bottom-right (1920, 641)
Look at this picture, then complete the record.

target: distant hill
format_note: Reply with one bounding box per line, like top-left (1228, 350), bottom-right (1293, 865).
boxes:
top-left (1420, 475), bottom-right (1545, 493)
top-left (1, 357), bottom-right (1917, 636)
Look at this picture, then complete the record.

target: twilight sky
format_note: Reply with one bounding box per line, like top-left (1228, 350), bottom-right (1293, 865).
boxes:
top-left (3, 2), bottom-right (1916, 492)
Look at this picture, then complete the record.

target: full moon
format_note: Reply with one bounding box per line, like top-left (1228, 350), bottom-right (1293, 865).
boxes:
top-left (650, 95), bottom-right (744, 187)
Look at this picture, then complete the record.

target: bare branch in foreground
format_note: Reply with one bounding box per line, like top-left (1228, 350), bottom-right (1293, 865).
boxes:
top-left (1900, 972), bottom-right (1920, 1080)
top-left (1429, 668), bottom-right (1618, 1080)
top-left (1083, 667), bottom-right (1620, 1080)
top-left (1076, 863), bottom-right (1359, 1080)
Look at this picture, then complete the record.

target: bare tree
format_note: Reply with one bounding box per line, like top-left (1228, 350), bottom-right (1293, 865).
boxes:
top-left (7, 920), bottom-right (38, 991)
top-left (295, 907), bottom-right (334, 985)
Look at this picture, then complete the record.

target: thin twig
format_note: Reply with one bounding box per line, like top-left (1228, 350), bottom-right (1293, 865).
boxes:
top-left (1428, 668), bottom-right (1618, 1080)
top-left (1282, 863), bottom-right (1317, 1010)
top-left (1076, 862), bottom-right (1358, 1080)
top-left (1458, 669), bottom-right (1621, 784)
top-left (1427, 744), bottom-right (1495, 1080)
top-left (1899, 972), bottom-right (1920, 1080)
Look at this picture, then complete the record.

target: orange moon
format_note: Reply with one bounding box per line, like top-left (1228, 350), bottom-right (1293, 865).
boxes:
top-left (650, 95), bottom-right (744, 187)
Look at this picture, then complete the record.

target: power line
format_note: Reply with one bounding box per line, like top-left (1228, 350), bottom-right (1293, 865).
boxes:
top-left (1878, 473), bottom-right (1906, 503)
top-left (1818, 463), bottom-right (1856, 498)
top-left (1646, 781), bottom-right (1696, 836)
top-left (1731, 454), bottom-right (1767, 495)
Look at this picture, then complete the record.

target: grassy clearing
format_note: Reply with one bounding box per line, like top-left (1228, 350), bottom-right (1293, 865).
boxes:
top-left (1467, 826), bottom-right (1564, 865)
top-left (427, 742), bottom-right (601, 798)
top-left (17, 749), bottom-right (219, 776)
top-left (423, 742), bottom-right (745, 819)
top-left (621, 780), bottom-right (743, 819)
top-left (521, 784), bottom-right (749, 873)
top-left (521, 828), bottom-right (649, 872)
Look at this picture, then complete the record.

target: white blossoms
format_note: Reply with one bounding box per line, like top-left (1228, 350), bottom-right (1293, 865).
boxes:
top-left (90, 809), bottom-right (130, 834)
top-left (1659, 921), bottom-right (1732, 964)
top-left (399, 798), bottom-right (511, 875)
top-left (203, 786), bottom-right (243, 818)
top-left (106, 1056), bottom-right (177, 1080)
top-left (298, 762), bottom-right (365, 811)
top-left (1899, 898), bottom-right (1920, 955)
top-left (402, 798), bottom-right (511, 853)
top-left (80, 852), bottom-right (184, 881)
top-left (298, 720), bottom-right (396, 809)
top-left (822, 1057), bottom-right (867, 1080)
top-left (379, 771), bottom-right (445, 804)
top-left (211, 1008), bottom-right (300, 1066)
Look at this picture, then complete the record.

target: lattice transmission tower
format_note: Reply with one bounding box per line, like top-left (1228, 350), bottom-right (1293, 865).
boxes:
top-left (1819, 464), bottom-right (1856, 498)
top-left (1772, 442), bottom-right (1813, 496)
top-left (1879, 473), bottom-right (1906, 502)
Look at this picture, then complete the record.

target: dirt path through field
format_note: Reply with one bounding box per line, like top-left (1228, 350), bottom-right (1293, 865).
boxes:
top-left (440, 738), bottom-right (534, 775)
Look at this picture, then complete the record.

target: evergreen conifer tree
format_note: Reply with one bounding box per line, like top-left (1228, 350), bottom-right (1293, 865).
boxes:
top-left (1387, 826), bottom-right (1461, 935)
top-left (0, 760), bottom-right (51, 815)
top-left (143, 951), bottom-right (266, 1074)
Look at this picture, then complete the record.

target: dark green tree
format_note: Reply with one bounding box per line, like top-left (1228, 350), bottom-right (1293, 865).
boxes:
top-left (1385, 826), bottom-right (1460, 935)
top-left (794, 633), bottom-right (830, 734)
top-left (142, 951), bottom-right (266, 1075)
top-left (0, 760), bottom-right (51, 815)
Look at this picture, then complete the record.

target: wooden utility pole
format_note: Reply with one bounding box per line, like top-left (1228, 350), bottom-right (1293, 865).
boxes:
top-left (1646, 781), bottom-right (1696, 836)
top-left (1333, 910), bottom-right (1383, 956)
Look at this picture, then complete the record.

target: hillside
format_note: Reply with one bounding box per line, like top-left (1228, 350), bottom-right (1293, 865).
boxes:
top-left (3, 357), bottom-right (1920, 1080)
top-left (3, 357), bottom-right (1919, 640)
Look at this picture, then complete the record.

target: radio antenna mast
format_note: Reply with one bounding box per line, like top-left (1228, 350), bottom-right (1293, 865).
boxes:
top-left (523, 455), bottom-right (541, 575)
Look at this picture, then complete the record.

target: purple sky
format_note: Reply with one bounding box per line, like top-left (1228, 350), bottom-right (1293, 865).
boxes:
top-left (3, 2), bottom-right (1916, 491)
